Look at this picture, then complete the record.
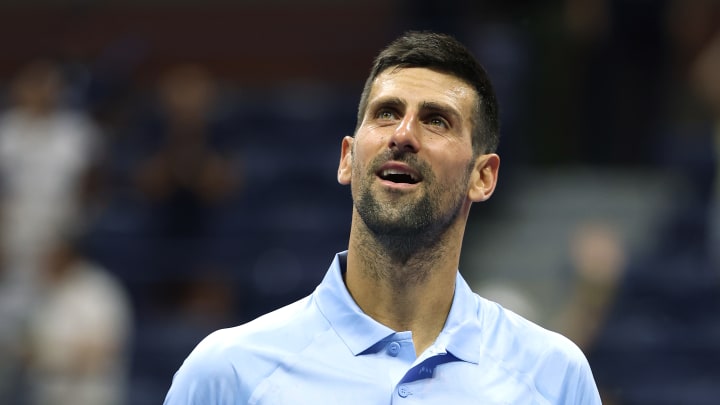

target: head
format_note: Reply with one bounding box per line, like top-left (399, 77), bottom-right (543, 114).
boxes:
top-left (338, 31), bottom-right (501, 259)
top-left (10, 59), bottom-right (64, 116)
top-left (158, 63), bottom-right (216, 124)
top-left (356, 31), bottom-right (500, 156)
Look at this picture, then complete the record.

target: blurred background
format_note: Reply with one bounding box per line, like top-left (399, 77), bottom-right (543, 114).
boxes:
top-left (0, 0), bottom-right (718, 404)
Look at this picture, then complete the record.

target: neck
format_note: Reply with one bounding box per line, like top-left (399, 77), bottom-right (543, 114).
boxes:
top-left (344, 209), bottom-right (467, 355)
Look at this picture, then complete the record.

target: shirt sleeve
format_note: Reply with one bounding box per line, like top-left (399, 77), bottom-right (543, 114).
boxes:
top-left (568, 353), bottom-right (603, 405)
top-left (532, 334), bottom-right (602, 405)
top-left (551, 341), bottom-right (602, 405)
top-left (163, 333), bottom-right (247, 405)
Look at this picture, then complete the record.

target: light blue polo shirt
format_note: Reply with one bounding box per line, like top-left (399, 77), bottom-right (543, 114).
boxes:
top-left (164, 251), bottom-right (601, 404)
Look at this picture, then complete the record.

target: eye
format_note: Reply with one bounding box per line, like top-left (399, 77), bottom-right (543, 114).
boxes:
top-left (376, 109), bottom-right (397, 120)
top-left (427, 116), bottom-right (449, 128)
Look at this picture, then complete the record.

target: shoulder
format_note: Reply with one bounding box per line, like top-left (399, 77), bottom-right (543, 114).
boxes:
top-left (164, 295), bottom-right (329, 405)
top-left (476, 295), bottom-right (601, 403)
top-left (0, 109), bottom-right (22, 128)
top-left (0, 110), bottom-right (23, 144)
top-left (183, 295), bottom-right (321, 368)
top-left (476, 294), bottom-right (584, 359)
top-left (55, 109), bottom-right (96, 128)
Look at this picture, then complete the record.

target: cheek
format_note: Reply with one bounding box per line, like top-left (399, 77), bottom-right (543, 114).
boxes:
top-left (350, 153), bottom-right (372, 189)
top-left (350, 141), bottom-right (377, 173)
top-left (436, 158), bottom-right (474, 189)
top-left (355, 127), bottom-right (391, 148)
top-left (432, 148), bottom-right (473, 174)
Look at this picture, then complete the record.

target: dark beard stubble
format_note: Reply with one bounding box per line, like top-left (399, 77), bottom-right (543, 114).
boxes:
top-left (353, 149), bottom-right (474, 269)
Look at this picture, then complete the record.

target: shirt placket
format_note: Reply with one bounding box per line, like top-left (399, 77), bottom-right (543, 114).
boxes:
top-left (390, 353), bottom-right (460, 402)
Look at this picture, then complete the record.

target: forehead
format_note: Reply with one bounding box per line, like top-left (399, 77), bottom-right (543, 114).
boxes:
top-left (368, 67), bottom-right (477, 114)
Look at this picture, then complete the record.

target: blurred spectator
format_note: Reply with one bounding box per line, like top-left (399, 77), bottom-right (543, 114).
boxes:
top-left (0, 59), bottom-right (104, 283)
top-left (554, 221), bottom-right (626, 353)
top-left (0, 59), bottom-right (105, 402)
top-left (132, 63), bottom-right (242, 241)
top-left (23, 236), bottom-right (132, 405)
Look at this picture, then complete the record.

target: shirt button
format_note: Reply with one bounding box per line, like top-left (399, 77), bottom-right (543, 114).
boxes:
top-left (398, 385), bottom-right (410, 398)
top-left (386, 341), bottom-right (401, 357)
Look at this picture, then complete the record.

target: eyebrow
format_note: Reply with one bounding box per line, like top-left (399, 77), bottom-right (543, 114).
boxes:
top-left (370, 97), bottom-right (461, 122)
top-left (420, 101), bottom-right (461, 123)
top-left (370, 96), bottom-right (404, 111)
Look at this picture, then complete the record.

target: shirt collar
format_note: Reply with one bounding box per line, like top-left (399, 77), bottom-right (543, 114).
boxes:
top-left (315, 251), bottom-right (484, 363)
top-left (436, 273), bottom-right (484, 364)
top-left (315, 251), bottom-right (396, 355)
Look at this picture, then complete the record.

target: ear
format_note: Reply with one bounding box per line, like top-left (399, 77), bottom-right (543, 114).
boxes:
top-left (467, 153), bottom-right (500, 202)
top-left (337, 136), bottom-right (354, 185)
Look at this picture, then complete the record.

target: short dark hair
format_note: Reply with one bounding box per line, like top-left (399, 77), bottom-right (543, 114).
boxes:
top-left (355, 31), bottom-right (500, 155)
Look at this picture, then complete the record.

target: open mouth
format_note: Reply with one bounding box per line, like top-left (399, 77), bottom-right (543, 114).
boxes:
top-left (377, 168), bottom-right (421, 185)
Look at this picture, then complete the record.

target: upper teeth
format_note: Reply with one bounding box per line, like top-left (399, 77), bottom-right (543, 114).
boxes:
top-left (381, 169), bottom-right (417, 181)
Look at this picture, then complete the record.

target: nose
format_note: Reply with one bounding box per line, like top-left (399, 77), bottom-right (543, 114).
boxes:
top-left (388, 113), bottom-right (421, 153)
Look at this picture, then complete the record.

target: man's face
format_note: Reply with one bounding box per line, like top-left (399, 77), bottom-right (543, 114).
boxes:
top-left (339, 67), bottom-right (480, 238)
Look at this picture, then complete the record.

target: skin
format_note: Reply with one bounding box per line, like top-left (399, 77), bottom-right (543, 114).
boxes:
top-left (337, 67), bottom-right (500, 355)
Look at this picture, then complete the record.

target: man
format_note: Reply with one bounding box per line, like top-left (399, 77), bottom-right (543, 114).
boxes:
top-left (164, 31), bottom-right (601, 404)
